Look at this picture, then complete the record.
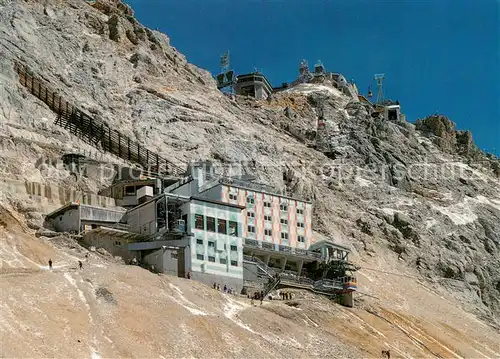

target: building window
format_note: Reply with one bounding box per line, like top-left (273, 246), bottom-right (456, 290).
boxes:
top-left (208, 241), bottom-right (215, 248)
top-left (220, 258), bottom-right (227, 264)
top-left (229, 221), bottom-right (238, 236)
top-left (264, 229), bottom-right (272, 236)
top-left (208, 256), bottom-right (215, 262)
top-left (298, 235), bottom-right (305, 243)
top-left (247, 225), bottom-right (255, 233)
top-left (280, 204), bottom-right (288, 211)
top-left (195, 214), bottom-right (204, 230)
top-left (231, 260), bottom-right (238, 267)
top-left (229, 193), bottom-right (237, 201)
top-left (280, 218), bottom-right (288, 225)
top-left (296, 208), bottom-right (304, 215)
top-left (281, 232), bottom-right (288, 240)
top-left (206, 216), bottom-right (216, 232)
top-left (297, 222), bottom-right (304, 228)
top-left (230, 245), bottom-right (238, 252)
top-left (264, 201), bottom-right (271, 208)
top-left (197, 254), bottom-right (204, 260)
top-left (264, 215), bottom-right (272, 221)
top-left (124, 186), bottom-right (135, 196)
top-left (218, 219), bottom-right (227, 234)
top-left (247, 196), bottom-right (255, 204)
top-left (247, 211), bottom-right (255, 218)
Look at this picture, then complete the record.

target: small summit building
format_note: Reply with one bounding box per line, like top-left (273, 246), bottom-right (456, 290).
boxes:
top-left (233, 72), bottom-right (273, 100)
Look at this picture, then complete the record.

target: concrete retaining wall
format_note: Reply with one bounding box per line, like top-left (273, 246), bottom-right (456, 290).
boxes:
top-left (0, 178), bottom-right (116, 214)
top-left (82, 231), bottom-right (138, 262)
top-left (143, 248), bottom-right (180, 276)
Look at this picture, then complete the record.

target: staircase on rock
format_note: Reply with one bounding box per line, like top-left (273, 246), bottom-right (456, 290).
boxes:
top-left (14, 63), bottom-right (185, 178)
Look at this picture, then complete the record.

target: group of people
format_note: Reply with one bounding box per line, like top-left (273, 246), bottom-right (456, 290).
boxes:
top-left (278, 291), bottom-right (293, 300)
top-left (248, 290), bottom-right (265, 305)
top-left (213, 283), bottom-right (235, 294)
top-left (47, 253), bottom-right (89, 271)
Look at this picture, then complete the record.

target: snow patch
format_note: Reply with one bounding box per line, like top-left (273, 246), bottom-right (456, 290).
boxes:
top-left (355, 176), bottom-right (373, 187)
top-left (432, 195), bottom-right (499, 226)
top-left (284, 83), bottom-right (344, 98)
top-left (63, 273), bottom-right (88, 308)
top-left (425, 218), bottom-right (438, 229)
top-left (475, 195), bottom-right (500, 212)
top-left (433, 203), bottom-right (477, 226)
top-left (168, 283), bottom-right (208, 316)
top-left (453, 162), bottom-right (491, 183)
top-left (381, 208), bottom-right (395, 216)
top-left (223, 296), bottom-right (255, 333)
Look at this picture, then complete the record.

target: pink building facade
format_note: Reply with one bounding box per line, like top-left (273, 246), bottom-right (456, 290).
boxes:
top-left (219, 184), bottom-right (314, 249)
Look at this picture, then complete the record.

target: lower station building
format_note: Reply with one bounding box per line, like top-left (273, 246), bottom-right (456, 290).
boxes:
top-left (46, 161), bottom-right (357, 304)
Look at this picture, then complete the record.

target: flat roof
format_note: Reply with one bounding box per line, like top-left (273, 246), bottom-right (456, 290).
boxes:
top-left (308, 239), bottom-right (350, 252)
top-left (83, 226), bottom-right (146, 240)
top-left (126, 193), bottom-right (245, 214)
top-left (45, 202), bottom-right (126, 219)
top-left (213, 179), bottom-right (312, 204)
top-left (236, 73), bottom-right (273, 91)
top-left (191, 196), bottom-right (245, 210)
top-left (45, 202), bottom-right (79, 219)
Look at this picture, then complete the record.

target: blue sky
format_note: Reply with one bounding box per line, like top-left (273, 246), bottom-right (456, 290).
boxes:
top-left (125, 0), bottom-right (499, 155)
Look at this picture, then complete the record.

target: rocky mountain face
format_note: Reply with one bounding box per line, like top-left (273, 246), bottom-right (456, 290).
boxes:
top-left (0, 0), bottom-right (499, 352)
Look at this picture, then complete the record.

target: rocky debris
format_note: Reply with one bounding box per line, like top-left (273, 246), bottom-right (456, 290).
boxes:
top-left (43, 6), bottom-right (55, 18)
top-left (35, 227), bottom-right (60, 238)
top-left (96, 247), bottom-right (112, 257)
top-left (95, 287), bottom-right (117, 304)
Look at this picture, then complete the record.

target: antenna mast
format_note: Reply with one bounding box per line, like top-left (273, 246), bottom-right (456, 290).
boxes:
top-left (216, 51), bottom-right (234, 91)
top-left (373, 73), bottom-right (385, 104)
top-left (220, 50), bottom-right (230, 73)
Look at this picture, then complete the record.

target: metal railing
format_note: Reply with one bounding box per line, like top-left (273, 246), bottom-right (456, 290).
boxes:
top-left (243, 255), bottom-right (275, 278)
top-left (219, 177), bottom-right (280, 196)
top-left (279, 272), bottom-right (315, 286)
top-left (243, 238), bottom-right (323, 260)
top-left (14, 63), bottom-right (186, 177)
top-left (111, 223), bottom-right (130, 231)
top-left (314, 278), bottom-right (343, 290)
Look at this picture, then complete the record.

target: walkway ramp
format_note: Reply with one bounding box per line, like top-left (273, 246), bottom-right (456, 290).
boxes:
top-left (14, 63), bottom-right (185, 178)
top-left (262, 276), bottom-right (280, 299)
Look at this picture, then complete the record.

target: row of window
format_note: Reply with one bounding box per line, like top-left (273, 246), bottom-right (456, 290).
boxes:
top-left (247, 212), bottom-right (305, 227)
top-left (247, 206), bottom-right (305, 215)
top-left (195, 215), bottom-right (238, 236)
top-left (196, 254), bottom-right (238, 266)
top-left (236, 196), bottom-right (305, 215)
top-left (247, 226), bottom-right (305, 242)
top-left (196, 239), bottom-right (237, 252)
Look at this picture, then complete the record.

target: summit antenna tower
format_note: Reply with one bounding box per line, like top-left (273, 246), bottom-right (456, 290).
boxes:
top-left (216, 50), bottom-right (235, 91)
top-left (373, 73), bottom-right (385, 104)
